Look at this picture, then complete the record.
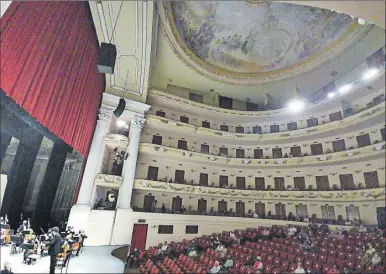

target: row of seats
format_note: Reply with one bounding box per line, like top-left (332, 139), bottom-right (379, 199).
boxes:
top-left (141, 225), bottom-right (385, 274)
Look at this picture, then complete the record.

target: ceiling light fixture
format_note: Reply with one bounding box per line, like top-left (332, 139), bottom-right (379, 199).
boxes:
top-left (362, 68), bottom-right (379, 81)
top-left (338, 84), bottom-right (353, 94)
top-left (327, 92), bottom-right (336, 98)
top-left (357, 18), bottom-right (367, 25)
top-left (287, 99), bottom-right (305, 113)
top-left (116, 119), bottom-right (127, 128)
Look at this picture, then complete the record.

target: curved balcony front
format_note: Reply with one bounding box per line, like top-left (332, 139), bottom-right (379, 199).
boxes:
top-left (133, 179), bottom-right (385, 203)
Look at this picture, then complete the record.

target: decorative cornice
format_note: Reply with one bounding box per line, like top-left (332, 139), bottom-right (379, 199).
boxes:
top-left (98, 107), bottom-right (114, 122)
top-left (95, 174), bottom-right (123, 187)
top-left (133, 179), bottom-right (385, 202)
top-left (139, 142), bottom-right (385, 168)
top-left (131, 116), bottom-right (146, 130)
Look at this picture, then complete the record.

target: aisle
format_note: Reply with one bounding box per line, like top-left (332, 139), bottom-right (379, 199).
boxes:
top-left (0, 245), bottom-right (124, 273)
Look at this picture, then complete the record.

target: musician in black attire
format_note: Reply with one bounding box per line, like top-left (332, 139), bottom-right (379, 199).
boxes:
top-left (1, 262), bottom-right (13, 274)
top-left (46, 227), bottom-right (61, 274)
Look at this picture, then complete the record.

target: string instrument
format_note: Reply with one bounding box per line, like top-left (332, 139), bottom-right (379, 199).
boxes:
top-left (23, 229), bottom-right (35, 242)
top-left (0, 224), bottom-right (11, 244)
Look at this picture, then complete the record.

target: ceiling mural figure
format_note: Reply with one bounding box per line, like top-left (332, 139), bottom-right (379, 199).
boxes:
top-left (171, 1), bottom-right (354, 74)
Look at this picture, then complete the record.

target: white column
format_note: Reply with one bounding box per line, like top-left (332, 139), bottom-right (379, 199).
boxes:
top-left (117, 116), bottom-right (145, 209)
top-left (1, 1), bottom-right (12, 18)
top-left (76, 108), bottom-right (112, 206)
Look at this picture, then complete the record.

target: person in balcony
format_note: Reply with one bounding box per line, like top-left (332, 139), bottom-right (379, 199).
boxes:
top-left (337, 215), bottom-right (345, 225)
top-left (253, 211), bottom-right (259, 219)
top-left (287, 212), bottom-right (296, 221)
top-left (345, 219), bottom-right (353, 226)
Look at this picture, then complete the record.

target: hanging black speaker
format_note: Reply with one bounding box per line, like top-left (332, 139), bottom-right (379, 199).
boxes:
top-left (97, 42), bottom-right (117, 74)
top-left (114, 98), bottom-right (126, 118)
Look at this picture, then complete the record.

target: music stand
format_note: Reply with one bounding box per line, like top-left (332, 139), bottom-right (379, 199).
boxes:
top-left (10, 235), bottom-right (22, 255)
top-left (0, 224), bottom-right (10, 229)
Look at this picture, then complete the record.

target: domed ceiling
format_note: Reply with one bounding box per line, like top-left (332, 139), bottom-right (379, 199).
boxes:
top-left (159, 1), bottom-right (371, 84)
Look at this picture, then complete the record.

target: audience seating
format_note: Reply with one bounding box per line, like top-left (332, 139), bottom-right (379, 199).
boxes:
top-left (139, 225), bottom-right (385, 274)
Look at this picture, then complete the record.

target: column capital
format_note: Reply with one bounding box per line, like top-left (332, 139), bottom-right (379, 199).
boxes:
top-left (98, 107), bottom-right (114, 122)
top-left (131, 116), bottom-right (146, 130)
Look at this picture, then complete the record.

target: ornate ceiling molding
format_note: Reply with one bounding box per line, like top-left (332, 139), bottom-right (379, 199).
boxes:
top-left (157, 2), bottom-right (373, 85)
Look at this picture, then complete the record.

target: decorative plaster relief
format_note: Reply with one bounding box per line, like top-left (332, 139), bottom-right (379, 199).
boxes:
top-left (95, 174), bottom-right (123, 187)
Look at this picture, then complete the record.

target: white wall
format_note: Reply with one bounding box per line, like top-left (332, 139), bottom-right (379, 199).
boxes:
top-left (111, 212), bottom-right (354, 248)
top-left (1, 1), bottom-right (12, 18)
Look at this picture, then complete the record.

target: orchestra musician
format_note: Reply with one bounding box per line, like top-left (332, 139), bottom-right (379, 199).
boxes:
top-left (18, 220), bottom-right (29, 233)
top-left (76, 230), bottom-right (88, 256)
top-left (45, 227), bottom-right (61, 274)
top-left (0, 262), bottom-right (13, 274)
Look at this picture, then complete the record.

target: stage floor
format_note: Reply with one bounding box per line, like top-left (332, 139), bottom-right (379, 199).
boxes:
top-left (0, 245), bottom-right (124, 273)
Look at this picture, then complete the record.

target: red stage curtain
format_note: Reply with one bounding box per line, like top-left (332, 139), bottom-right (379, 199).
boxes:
top-left (130, 224), bottom-right (148, 251)
top-left (0, 2), bottom-right (105, 156)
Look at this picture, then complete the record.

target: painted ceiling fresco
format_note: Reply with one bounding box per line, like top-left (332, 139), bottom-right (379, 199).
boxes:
top-left (171, 1), bottom-right (355, 74)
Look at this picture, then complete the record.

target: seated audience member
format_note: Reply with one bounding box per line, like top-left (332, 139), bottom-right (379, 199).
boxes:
top-left (210, 261), bottom-right (221, 273)
top-left (215, 243), bottom-right (225, 253)
top-left (253, 211), bottom-right (259, 219)
top-left (0, 263), bottom-right (13, 274)
top-left (158, 241), bottom-right (169, 256)
top-left (253, 256), bottom-right (263, 273)
top-left (309, 265), bottom-right (324, 274)
top-left (287, 226), bottom-right (297, 236)
top-left (369, 252), bottom-right (382, 268)
top-left (361, 243), bottom-right (376, 266)
top-left (230, 232), bottom-right (237, 243)
top-left (262, 228), bottom-right (270, 239)
top-left (247, 210), bottom-right (253, 218)
top-left (213, 237), bottom-right (221, 250)
top-left (293, 262), bottom-right (306, 273)
top-left (188, 248), bottom-right (198, 259)
top-left (223, 257), bottom-right (234, 269)
top-left (125, 248), bottom-right (139, 268)
top-left (186, 240), bottom-right (197, 253)
top-left (326, 264), bottom-right (339, 274)
top-left (342, 266), bottom-right (353, 274)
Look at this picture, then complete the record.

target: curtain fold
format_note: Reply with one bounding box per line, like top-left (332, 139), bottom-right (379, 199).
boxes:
top-left (0, 2), bottom-right (105, 156)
